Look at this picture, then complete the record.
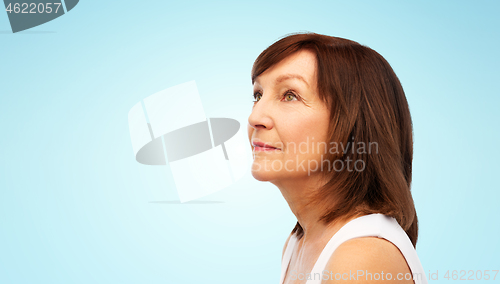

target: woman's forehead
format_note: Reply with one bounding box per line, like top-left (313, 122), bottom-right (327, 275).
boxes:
top-left (254, 49), bottom-right (317, 88)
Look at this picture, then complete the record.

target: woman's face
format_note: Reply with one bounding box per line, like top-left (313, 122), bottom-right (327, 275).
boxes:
top-left (248, 49), bottom-right (330, 183)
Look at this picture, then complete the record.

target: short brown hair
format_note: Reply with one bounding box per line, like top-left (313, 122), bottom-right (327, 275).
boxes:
top-left (252, 32), bottom-right (418, 247)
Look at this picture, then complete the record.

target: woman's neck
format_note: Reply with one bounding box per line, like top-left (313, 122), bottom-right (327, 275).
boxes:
top-left (273, 174), bottom-right (364, 243)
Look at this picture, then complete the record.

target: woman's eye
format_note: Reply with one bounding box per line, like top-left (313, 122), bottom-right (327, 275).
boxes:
top-left (283, 91), bottom-right (298, 102)
top-left (253, 92), bottom-right (262, 102)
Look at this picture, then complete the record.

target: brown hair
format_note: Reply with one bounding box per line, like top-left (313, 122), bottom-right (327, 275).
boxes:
top-left (251, 32), bottom-right (418, 247)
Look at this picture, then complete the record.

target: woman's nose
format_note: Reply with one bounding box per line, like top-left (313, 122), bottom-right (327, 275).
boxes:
top-left (248, 100), bottom-right (274, 130)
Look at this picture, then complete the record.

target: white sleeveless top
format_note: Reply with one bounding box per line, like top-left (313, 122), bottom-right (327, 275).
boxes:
top-left (280, 214), bottom-right (428, 284)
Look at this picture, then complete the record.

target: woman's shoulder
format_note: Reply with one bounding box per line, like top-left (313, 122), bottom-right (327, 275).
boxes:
top-left (322, 236), bottom-right (414, 283)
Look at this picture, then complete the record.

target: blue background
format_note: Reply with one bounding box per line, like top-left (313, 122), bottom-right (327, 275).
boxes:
top-left (1, 1), bottom-right (499, 283)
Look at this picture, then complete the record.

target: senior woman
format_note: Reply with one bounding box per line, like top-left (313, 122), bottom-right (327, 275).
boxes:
top-left (247, 33), bottom-right (427, 284)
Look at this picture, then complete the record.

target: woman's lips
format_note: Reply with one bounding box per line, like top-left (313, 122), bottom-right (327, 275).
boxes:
top-left (252, 141), bottom-right (280, 151)
top-left (254, 146), bottom-right (279, 151)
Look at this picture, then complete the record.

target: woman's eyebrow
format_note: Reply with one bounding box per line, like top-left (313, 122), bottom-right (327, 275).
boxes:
top-left (275, 74), bottom-right (309, 87)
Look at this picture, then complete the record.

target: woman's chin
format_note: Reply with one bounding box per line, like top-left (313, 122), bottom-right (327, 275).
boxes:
top-left (250, 169), bottom-right (274, 182)
top-left (250, 167), bottom-right (292, 182)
